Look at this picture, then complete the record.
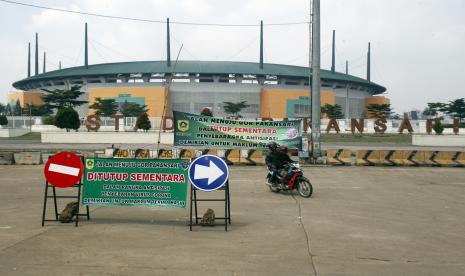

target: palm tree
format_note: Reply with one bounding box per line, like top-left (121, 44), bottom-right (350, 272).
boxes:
top-left (223, 101), bottom-right (249, 119)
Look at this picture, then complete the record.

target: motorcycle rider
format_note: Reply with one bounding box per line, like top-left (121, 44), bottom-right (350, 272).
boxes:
top-left (275, 145), bottom-right (293, 186)
top-left (266, 142), bottom-right (292, 188)
top-left (265, 142), bottom-right (280, 185)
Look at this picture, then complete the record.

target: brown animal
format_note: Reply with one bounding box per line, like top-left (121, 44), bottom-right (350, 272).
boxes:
top-left (59, 201), bottom-right (79, 223)
top-left (200, 208), bottom-right (215, 226)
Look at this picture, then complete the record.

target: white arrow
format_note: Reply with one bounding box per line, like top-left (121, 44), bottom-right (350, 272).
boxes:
top-left (194, 161), bottom-right (224, 185)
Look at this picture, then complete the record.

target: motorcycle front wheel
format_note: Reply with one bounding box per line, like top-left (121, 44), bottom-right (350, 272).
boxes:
top-left (269, 184), bottom-right (281, 193)
top-left (297, 178), bottom-right (313, 198)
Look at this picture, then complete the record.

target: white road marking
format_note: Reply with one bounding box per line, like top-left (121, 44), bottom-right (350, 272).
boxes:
top-left (0, 226), bottom-right (12, 229)
top-left (49, 163), bottom-right (80, 176)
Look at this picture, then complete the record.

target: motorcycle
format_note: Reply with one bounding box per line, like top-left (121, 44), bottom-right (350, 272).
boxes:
top-left (266, 162), bottom-right (313, 198)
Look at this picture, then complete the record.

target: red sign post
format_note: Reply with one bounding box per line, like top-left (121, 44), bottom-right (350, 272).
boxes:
top-left (44, 152), bottom-right (84, 188)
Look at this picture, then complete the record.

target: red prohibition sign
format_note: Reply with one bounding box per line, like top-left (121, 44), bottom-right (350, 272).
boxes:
top-left (44, 152), bottom-right (84, 188)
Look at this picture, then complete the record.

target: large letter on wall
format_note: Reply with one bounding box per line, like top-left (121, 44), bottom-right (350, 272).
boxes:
top-left (326, 118), bottom-right (340, 133)
top-left (426, 118), bottom-right (443, 134)
top-left (398, 118), bottom-right (414, 133)
top-left (162, 116), bottom-right (174, 131)
top-left (112, 114), bottom-right (124, 131)
top-left (303, 117), bottom-right (310, 133)
top-left (453, 119), bottom-right (460, 134)
top-left (86, 115), bottom-right (100, 132)
top-left (351, 118), bottom-right (364, 134)
top-left (374, 118), bottom-right (387, 133)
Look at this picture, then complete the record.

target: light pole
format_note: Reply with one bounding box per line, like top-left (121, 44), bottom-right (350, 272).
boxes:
top-left (310, 0), bottom-right (321, 159)
top-left (29, 101), bottom-right (32, 132)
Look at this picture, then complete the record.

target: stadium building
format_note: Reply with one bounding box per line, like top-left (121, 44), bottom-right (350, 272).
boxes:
top-left (10, 23), bottom-right (388, 119)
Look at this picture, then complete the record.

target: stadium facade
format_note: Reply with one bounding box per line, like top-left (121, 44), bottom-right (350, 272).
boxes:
top-left (10, 23), bottom-right (388, 119)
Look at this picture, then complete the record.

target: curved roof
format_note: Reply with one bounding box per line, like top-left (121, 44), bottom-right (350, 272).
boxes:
top-left (13, 60), bottom-right (386, 94)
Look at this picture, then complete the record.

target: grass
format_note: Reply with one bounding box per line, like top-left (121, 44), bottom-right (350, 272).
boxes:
top-left (321, 134), bottom-right (412, 144)
top-left (0, 132), bottom-right (42, 141)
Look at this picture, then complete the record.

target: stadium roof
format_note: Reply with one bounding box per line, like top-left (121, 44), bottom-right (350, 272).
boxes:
top-left (13, 60), bottom-right (386, 94)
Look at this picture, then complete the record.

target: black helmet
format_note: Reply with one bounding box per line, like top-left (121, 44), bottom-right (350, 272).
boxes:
top-left (267, 142), bottom-right (278, 151)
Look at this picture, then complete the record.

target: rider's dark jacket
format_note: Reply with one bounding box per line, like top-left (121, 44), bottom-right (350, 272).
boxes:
top-left (266, 151), bottom-right (292, 170)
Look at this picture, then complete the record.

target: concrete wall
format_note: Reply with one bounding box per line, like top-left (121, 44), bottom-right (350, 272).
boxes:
top-left (0, 128), bottom-right (30, 137)
top-left (7, 91), bottom-right (44, 107)
top-left (42, 131), bottom-right (174, 144)
top-left (87, 86), bottom-right (168, 117)
top-left (170, 82), bottom-right (261, 118)
top-left (412, 135), bottom-right (465, 147)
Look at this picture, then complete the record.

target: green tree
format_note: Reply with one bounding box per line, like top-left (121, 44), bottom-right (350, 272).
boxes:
top-left (0, 115), bottom-right (8, 126)
top-left (223, 101), bottom-right (249, 119)
top-left (55, 107), bottom-right (80, 132)
top-left (423, 102), bottom-right (447, 118)
top-left (135, 112), bottom-right (151, 132)
top-left (432, 120), bottom-right (444, 135)
top-left (120, 101), bottom-right (148, 117)
top-left (5, 104), bottom-right (12, 116)
top-left (321, 104), bottom-right (344, 119)
top-left (200, 107), bottom-right (213, 117)
top-left (23, 103), bottom-right (52, 116)
top-left (42, 115), bottom-right (55, 125)
top-left (445, 98), bottom-right (465, 123)
top-left (14, 99), bottom-right (22, 116)
top-left (41, 85), bottom-right (87, 109)
top-left (89, 98), bottom-right (118, 116)
top-left (0, 103), bottom-right (5, 115)
top-left (367, 103), bottom-right (393, 119)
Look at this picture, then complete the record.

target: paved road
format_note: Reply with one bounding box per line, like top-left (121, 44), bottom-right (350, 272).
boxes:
top-left (0, 165), bottom-right (464, 275)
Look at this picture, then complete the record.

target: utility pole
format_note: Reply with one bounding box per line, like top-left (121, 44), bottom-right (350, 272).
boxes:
top-left (27, 42), bottom-right (31, 77)
top-left (85, 23), bottom-right (88, 68)
top-left (345, 60), bottom-right (349, 119)
top-left (310, 0), bottom-right (321, 159)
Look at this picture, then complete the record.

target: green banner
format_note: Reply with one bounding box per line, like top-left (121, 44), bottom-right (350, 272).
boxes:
top-left (82, 158), bottom-right (190, 208)
top-left (173, 111), bottom-right (302, 149)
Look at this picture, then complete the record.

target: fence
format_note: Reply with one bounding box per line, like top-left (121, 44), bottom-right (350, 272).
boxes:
top-left (2, 116), bottom-right (463, 135)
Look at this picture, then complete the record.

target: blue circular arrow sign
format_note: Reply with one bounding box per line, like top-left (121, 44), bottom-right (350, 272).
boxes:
top-left (188, 155), bottom-right (229, 191)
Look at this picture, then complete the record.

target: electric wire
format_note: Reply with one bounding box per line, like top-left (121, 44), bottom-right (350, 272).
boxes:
top-left (156, 44), bottom-right (183, 152)
top-left (89, 38), bottom-right (137, 61)
top-left (0, 0), bottom-right (309, 27)
top-left (89, 40), bottom-right (108, 63)
top-left (226, 35), bottom-right (259, 60)
top-left (171, 35), bottom-right (198, 60)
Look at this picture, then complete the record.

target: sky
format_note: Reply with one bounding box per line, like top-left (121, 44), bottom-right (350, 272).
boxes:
top-left (1, 0), bottom-right (464, 113)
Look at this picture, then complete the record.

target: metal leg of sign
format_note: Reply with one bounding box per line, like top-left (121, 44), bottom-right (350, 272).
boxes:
top-left (226, 180), bottom-right (231, 224)
top-left (41, 181), bottom-right (90, 227)
top-left (189, 180), bottom-right (231, 232)
top-left (41, 181), bottom-right (50, 227)
top-left (52, 186), bottom-right (59, 220)
top-left (194, 189), bottom-right (199, 225)
top-left (189, 187), bottom-right (193, 231)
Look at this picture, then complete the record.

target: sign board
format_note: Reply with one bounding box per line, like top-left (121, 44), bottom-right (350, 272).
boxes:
top-left (44, 152), bottom-right (84, 188)
top-left (82, 158), bottom-right (190, 208)
top-left (173, 111), bottom-right (302, 149)
top-left (188, 155), bottom-right (229, 191)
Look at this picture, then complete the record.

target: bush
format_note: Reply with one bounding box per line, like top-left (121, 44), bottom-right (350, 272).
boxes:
top-left (200, 107), bottom-right (213, 117)
top-left (0, 115), bottom-right (8, 126)
top-left (432, 120), bottom-right (444, 135)
top-left (55, 107), bottom-right (80, 132)
top-left (135, 112), bottom-right (151, 132)
top-left (42, 115), bottom-right (55, 125)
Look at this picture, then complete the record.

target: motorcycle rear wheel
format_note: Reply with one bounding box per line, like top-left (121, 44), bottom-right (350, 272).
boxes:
top-left (297, 178), bottom-right (313, 198)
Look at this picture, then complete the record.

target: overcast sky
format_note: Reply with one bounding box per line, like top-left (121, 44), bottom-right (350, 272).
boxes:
top-left (1, 0), bottom-right (464, 113)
